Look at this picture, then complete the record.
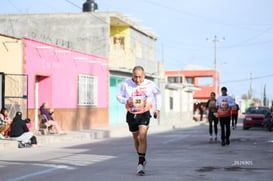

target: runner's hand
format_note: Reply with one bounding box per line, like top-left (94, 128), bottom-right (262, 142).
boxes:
top-left (153, 110), bottom-right (160, 119)
top-left (127, 98), bottom-right (134, 107)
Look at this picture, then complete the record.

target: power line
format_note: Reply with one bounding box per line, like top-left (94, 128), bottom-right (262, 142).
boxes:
top-left (65, 0), bottom-right (108, 25)
top-left (64, 0), bottom-right (157, 49)
top-left (144, 0), bottom-right (273, 30)
top-left (7, 0), bottom-right (22, 13)
top-left (221, 73), bottom-right (273, 84)
top-left (144, 0), bottom-right (205, 20)
top-left (223, 25), bottom-right (273, 49)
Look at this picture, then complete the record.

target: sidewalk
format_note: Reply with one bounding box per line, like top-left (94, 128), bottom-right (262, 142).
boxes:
top-left (0, 129), bottom-right (111, 150)
top-left (0, 119), bottom-right (202, 150)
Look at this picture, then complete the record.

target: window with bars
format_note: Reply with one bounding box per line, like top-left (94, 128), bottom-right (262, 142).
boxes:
top-left (78, 74), bottom-right (97, 106)
top-left (186, 77), bottom-right (194, 84)
top-left (167, 76), bottom-right (183, 84)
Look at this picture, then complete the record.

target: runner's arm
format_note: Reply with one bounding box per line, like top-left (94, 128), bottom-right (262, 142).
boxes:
top-left (116, 83), bottom-right (129, 104)
top-left (153, 85), bottom-right (161, 110)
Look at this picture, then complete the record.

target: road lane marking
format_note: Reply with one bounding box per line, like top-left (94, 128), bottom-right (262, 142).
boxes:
top-left (161, 134), bottom-right (192, 144)
top-left (162, 137), bottom-right (188, 144)
top-left (6, 165), bottom-right (68, 181)
top-left (51, 154), bottom-right (116, 166)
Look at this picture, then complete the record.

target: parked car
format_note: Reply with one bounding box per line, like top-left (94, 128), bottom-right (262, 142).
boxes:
top-left (243, 106), bottom-right (272, 131)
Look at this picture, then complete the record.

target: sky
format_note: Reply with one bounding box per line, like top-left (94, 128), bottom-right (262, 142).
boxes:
top-left (1, 0), bottom-right (273, 103)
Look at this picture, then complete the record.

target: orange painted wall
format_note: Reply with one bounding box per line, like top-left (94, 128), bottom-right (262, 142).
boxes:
top-left (165, 70), bottom-right (220, 102)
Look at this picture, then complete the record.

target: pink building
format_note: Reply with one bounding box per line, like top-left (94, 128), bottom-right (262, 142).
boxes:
top-left (23, 38), bottom-right (108, 131)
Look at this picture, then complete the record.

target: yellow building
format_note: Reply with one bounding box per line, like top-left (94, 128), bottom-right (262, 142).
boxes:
top-left (0, 34), bottom-right (23, 74)
top-left (0, 34), bottom-right (27, 118)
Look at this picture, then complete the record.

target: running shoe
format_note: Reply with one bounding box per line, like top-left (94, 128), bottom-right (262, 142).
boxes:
top-left (0, 134), bottom-right (5, 139)
top-left (136, 164), bottom-right (145, 176)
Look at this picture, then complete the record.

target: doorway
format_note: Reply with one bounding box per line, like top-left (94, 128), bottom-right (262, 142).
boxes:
top-left (34, 75), bottom-right (51, 130)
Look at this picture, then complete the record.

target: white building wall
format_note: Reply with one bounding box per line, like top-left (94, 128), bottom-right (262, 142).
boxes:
top-left (164, 87), bottom-right (194, 128)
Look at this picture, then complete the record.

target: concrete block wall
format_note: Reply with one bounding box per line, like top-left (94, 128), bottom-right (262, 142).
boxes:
top-left (0, 13), bottom-right (109, 57)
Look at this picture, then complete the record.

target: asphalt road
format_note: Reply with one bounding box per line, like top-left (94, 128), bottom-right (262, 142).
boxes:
top-left (0, 120), bottom-right (273, 181)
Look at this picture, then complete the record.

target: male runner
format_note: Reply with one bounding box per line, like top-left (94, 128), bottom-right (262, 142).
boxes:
top-left (216, 87), bottom-right (235, 146)
top-left (116, 65), bottom-right (161, 175)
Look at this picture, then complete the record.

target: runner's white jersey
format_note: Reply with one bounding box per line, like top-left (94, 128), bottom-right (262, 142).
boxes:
top-left (116, 78), bottom-right (161, 113)
top-left (216, 95), bottom-right (235, 117)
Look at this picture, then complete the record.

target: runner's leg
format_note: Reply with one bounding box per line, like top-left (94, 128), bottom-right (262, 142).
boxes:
top-left (214, 117), bottom-right (218, 140)
top-left (226, 117), bottom-right (231, 145)
top-left (137, 125), bottom-right (148, 164)
top-left (220, 118), bottom-right (226, 145)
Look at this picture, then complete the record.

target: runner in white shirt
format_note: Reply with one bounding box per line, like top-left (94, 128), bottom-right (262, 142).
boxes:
top-left (116, 65), bottom-right (161, 176)
top-left (216, 87), bottom-right (235, 146)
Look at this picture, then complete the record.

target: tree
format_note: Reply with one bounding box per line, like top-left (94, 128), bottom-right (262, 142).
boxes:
top-left (241, 94), bottom-right (248, 100)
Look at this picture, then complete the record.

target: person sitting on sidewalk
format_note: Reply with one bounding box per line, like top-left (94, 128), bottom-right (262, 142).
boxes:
top-left (9, 112), bottom-right (39, 148)
top-left (25, 118), bottom-right (34, 130)
top-left (39, 102), bottom-right (65, 135)
top-left (0, 108), bottom-right (13, 139)
top-left (0, 121), bottom-right (7, 139)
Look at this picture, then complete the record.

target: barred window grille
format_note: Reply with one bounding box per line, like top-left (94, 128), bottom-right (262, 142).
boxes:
top-left (78, 74), bottom-right (97, 106)
top-left (186, 77), bottom-right (194, 84)
top-left (167, 76), bottom-right (183, 84)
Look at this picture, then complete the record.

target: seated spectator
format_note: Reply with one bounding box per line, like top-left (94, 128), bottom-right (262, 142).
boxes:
top-left (9, 112), bottom-right (39, 148)
top-left (39, 102), bottom-right (65, 135)
top-left (0, 123), bottom-right (6, 139)
top-left (0, 108), bottom-right (13, 139)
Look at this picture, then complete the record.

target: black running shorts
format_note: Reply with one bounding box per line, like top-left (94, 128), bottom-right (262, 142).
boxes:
top-left (126, 111), bottom-right (151, 132)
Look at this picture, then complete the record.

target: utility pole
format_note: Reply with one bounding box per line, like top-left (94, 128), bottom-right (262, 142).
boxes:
top-left (207, 35), bottom-right (225, 96)
top-left (249, 72), bottom-right (253, 99)
top-left (263, 84), bottom-right (267, 106)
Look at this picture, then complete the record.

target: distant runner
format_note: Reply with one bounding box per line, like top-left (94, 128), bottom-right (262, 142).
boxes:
top-left (216, 87), bottom-right (235, 146)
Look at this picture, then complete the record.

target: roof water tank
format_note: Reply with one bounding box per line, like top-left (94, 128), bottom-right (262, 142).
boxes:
top-left (82, 0), bottom-right (98, 12)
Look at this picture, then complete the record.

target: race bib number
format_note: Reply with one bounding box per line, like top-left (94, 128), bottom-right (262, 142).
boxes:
top-left (130, 95), bottom-right (147, 112)
top-left (218, 100), bottom-right (230, 117)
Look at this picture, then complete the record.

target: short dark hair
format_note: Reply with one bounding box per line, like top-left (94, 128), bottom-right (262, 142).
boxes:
top-left (132, 65), bottom-right (144, 73)
top-left (210, 92), bottom-right (216, 96)
top-left (0, 108), bottom-right (7, 115)
top-left (221, 87), bottom-right (227, 91)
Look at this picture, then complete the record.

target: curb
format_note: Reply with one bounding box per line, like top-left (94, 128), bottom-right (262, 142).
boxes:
top-left (0, 129), bottom-right (110, 150)
top-left (0, 120), bottom-right (202, 150)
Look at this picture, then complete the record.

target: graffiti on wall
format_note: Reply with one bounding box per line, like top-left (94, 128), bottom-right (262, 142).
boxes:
top-left (30, 31), bottom-right (73, 49)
